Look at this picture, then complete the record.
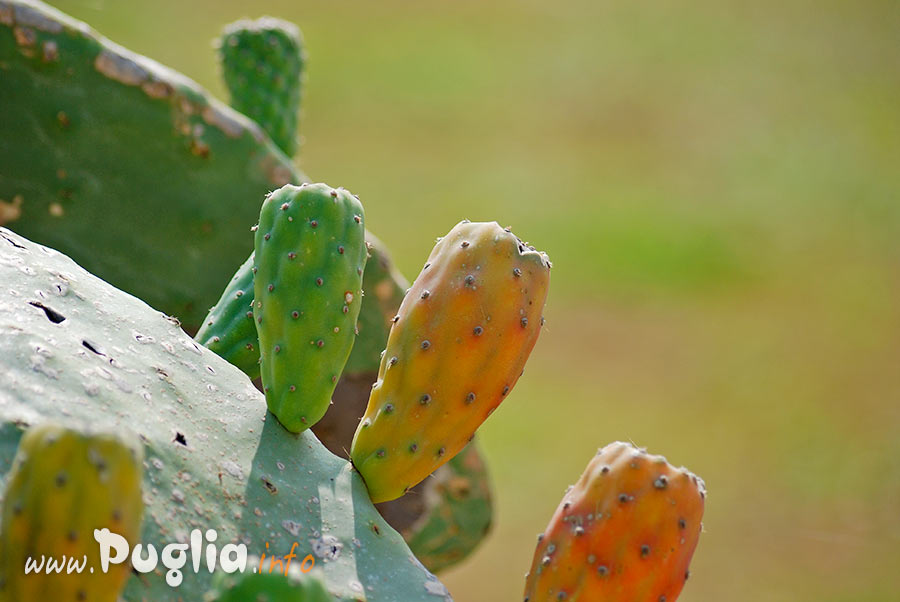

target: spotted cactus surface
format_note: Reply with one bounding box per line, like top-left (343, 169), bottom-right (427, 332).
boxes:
top-left (0, 227), bottom-right (451, 602)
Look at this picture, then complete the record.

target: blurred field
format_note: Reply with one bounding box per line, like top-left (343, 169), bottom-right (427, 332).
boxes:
top-left (51, 0), bottom-right (900, 599)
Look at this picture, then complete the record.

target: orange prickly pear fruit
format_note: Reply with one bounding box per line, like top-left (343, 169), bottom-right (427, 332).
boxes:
top-left (351, 220), bottom-right (551, 503)
top-left (523, 441), bottom-right (706, 602)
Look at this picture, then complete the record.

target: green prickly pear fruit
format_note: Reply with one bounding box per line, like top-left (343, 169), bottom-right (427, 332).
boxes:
top-left (195, 232), bottom-right (404, 382)
top-left (253, 183), bottom-right (367, 433)
top-left (523, 441), bottom-right (706, 602)
top-left (207, 558), bottom-right (333, 602)
top-left (0, 422), bottom-right (144, 602)
top-left (195, 252), bottom-right (260, 379)
top-left (219, 17), bottom-right (306, 158)
top-left (351, 220), bottom-right (551, 503)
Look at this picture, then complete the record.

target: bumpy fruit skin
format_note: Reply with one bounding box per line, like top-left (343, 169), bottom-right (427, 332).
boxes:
top-left (523, 441), bottom-right (706, 602)
top-left (0, 422), bottom-right (144, 602)
top-left (219, 17), bottom-right (306, 158)
top-left (254, 183), bottom-right (367, 433)
top-left (195, 252), bottom-right (260, 379)
top-left (351, 220), bottom-right (551, 503)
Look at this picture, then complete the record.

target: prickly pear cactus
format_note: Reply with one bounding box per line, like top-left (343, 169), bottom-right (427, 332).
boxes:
top-left (195, 252), bottom-right (260, 379)
top-left (0, 0), bottom-right (309, 328)
top-left (208, 558), bottom-right (333, 602)
top-left (0, 228), bottom-right (451, 601)
top-left (218, 17), bottom-right (306, 158)
top-left (253, 183), bottom-right (367, 433)
top-left (0, 423), bottom-right (144, 602)
top-left (196, 228), bottom-right (494, 574)
top-left (351, 221), bottom-right (551, 503)
top-left (523, 442), bottom-right (705, 602)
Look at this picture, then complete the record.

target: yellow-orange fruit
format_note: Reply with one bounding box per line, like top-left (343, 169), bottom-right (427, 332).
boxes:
top-left (523, 441), bottom-right (705, 602)
top-left (351, 220), bottom-right (551, 503)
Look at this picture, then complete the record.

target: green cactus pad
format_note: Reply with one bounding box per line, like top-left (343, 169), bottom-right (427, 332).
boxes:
top-left (253, 183), bottom-right (368, 433)
top-left (208, 559), bottom-right (333, 602)
top-left (0, 0), bottom-right (309, 328)
top-left (0, 227), bottom-right (451, 602)
top-left (0, 422), bottom-right (144, 602)
top-left (195, 252), bottom-right (260, 379)
top-left (219, 17), bottom-right (306, 158)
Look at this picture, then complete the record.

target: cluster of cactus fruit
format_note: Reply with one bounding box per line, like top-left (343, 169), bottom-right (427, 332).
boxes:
top-left (0, 1), bottom-right (706, 601)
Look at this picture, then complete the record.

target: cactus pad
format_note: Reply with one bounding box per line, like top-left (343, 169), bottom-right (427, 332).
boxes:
top-left (208, 558), bottom-right (333, 602)
top-left (218, 17), bottom-right (306, 158)
top-left (195, 252), bottom-right (260, 379)
top-left (0, 0), bottom-right (309, 328)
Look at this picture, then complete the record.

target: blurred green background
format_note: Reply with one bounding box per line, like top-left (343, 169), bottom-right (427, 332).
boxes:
top-left (51, 0), bottom-right (900, 599)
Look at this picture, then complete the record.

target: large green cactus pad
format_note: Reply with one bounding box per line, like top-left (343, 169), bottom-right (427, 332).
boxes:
top-left (0, 0), bottom-right (309, 328)
top-left (0, 228), bottom-right (451, 602)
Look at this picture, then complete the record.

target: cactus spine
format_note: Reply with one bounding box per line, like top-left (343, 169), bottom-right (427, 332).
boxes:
top-left (351, 220), bottom-right (551, 503)
top-left (253, 183), bottom-right (367, 433)
top-left (523, 441), bottom-right (705, 602)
